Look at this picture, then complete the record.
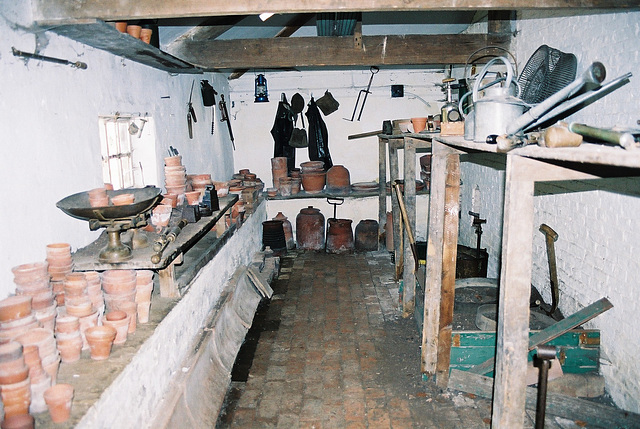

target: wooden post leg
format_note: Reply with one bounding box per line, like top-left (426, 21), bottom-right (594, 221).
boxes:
top-left (378, 136), bottom-right (388, 250)
top-left (402, 140), bottom-right (417, 318)
top-left (159, 253), bottom-right (183, 298)
top-left (492, 155), bottom-right (535, 428)
top-left (389, 142), bottom-right (402, 279)
top-left (435, 154), bottom-right (461, 388)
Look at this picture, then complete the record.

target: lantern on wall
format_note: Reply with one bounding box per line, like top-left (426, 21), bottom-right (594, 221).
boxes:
top-left (254, 74), bottom-right (269, 103)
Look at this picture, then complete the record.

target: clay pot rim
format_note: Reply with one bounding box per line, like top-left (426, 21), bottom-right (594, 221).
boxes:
top-left (11, 262), bottom-right (48, 277)
top-left (0, 296), bottom-right (32, 322)
top-left (0, 342), bottom-right (23, 363)
top-left (44, 383), bottom-right (74, 403)
top-left (85, 325), bottom-right (117, 340)
top-left (0, 364), bottom-right (29, 385)
top-left (105, 310), bottom-right (127, 322)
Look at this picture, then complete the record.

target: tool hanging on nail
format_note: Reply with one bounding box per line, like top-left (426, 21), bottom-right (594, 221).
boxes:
top-left (187, 80), bottom-right (197, 139)
top-left (219, 94), bottom-right (235, 150)
top-left (12, 47), bottom-right (88, 69)
top-left (344, 66), bottom-right (379, 121)
top-left (200, 80), bottom-right (217, 135)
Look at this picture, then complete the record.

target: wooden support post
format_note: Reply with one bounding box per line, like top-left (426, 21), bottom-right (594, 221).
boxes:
top-left (421, 141), bottom-right (455, 376)
top-left (435, 153), bottom-right (460, 387)
top-left (491, 155), bottom-right (535, 428)
top-left (388, 140), bottom-right (402, 279)
top-left (401, 138), bottom-right (417, 317)
top-left (378, 136), bottom-right (387, 250)
top-left (159, 253), bottom-right (183, 298)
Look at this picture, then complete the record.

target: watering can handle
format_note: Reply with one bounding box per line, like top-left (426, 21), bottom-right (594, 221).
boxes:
top-left (472, 56), bottom-right (514, 103)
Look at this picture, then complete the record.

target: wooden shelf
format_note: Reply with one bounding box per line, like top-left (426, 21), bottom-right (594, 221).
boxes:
top-left (264, 188), bottom-right (429, 201)
top-left (49, 20), bottom-right (202, 74)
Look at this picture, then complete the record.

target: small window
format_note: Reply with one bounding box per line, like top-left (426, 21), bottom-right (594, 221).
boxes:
top-left (98, 114), bottom-right (158, 190)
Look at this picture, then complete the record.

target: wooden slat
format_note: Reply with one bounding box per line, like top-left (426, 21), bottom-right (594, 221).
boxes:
top-left (492, 155), bottom-right (536, 428)
top-left (401, 139), bottom-right (417, 317)
top-left (388, 140), bottom-right (403, 280)
top-left (378, 137), bottom-right (387, 250)
top-left (171, 34), bottom-right (510, 69)
top-left (32, 0), bottom-right (640, 24)
top-left (449, 370), bottom-right (640, 429)
top-left (435, 153), bottom-right (461, 387)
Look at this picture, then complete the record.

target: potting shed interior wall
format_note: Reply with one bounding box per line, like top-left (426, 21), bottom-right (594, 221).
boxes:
top-left (1, 0), bottom-right (639, 426)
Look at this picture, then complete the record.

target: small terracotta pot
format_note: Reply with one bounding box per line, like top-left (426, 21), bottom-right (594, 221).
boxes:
top-left (11, 262), bottom-right (48, 280)
top-left (15, 328), bottom-right (56, 361)
top-left (185, 191), bottom-right (201, 205)
top-left (0, 377), bottom-right (31, 418)
top-left (55, 315), bottom-right (80, 334)
top-left (0, 342), bottom-right (23, 363)
top-left (164, 155), bottom-right (182, 166)
top-left (137, 301), bottom-right (151, 324)
top-left (44, 383), bottom-right (74, 423)
top-left (0, 414), bottom-right (35, 429)
top-left (103, 310), bottom-right (130, 344)
top-left (0, 296), bottom-right (32, 323)
top-left (45, 243), bottom-right (71, 258)
top-left (125, 24), bottom-right (142, 39)
top-left (41, 355), bottom-right (60, 385)
top-left (140, 28), bottom-right (153, 44)
top-left (135, 282), bottom-right (153, 303)
top-left (85, 326), bottom-right (117, 360)
top-left (301, 171), bottom-right (326, 194)
top-left (114, 22), bottom-right (127, 33)
top-left (411, 117), bottom-right (428, 133)
top-left (22, 345), bottom-right (44, 382)
top-left (118, 301), bottom-right (137, 334)
top-left (111, 193), bottom-right (135, 206)
top-left (136, 270), bottom-right (154, 286)
top-left (56, 333), bottom-right (82, 363)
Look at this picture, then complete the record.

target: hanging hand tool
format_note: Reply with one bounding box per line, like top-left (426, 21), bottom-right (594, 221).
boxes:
top-left (12, 47), bottom-right (88, 69)
top-left (187, 80), bottom-right (197, 139)
top-left (534, 345), bottom-right (557, 429)
top-left (393, 181), bottom-right (419, 271)
top-left (539, 224), bottom-right (561, 320)
top-left (151, 218), bottom-right (188, 264)
top-left (468, 211), bottom-right (486, 258)
top-left (219, 94), bottom-right (235, 150)
top-left (200, 80), bottom-right (217, 135)
top-left (344, 66), bottom-right (379, 121)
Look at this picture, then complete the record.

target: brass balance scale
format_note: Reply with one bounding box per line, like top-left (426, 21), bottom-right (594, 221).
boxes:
top-left (56, 187), bottom-right (163, 264)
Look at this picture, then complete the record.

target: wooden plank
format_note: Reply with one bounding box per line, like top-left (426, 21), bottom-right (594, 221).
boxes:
top-left (378, 137), bottom-right (387, 250)
top-left (421, 141), bottom-right (457, 376)
top-left (402, 139), bottom-right (417, 317)
top-left (435, 153), bottom-right (461, 387)
top-left (33, 0), bottom-right (640, 23)
top-left (505, 154), bottom-right (601, 182)
top-left (159, 255), bottom-right (181, 298)
top-left (449, 369), bottom-right (640, 429)
top-left (488, 10), bottom-right (515, 35)
top-left (492, 155), bottom-right (535, 428)
top-left (171, 34), bottom-right (510, 69)
top-left (388, 140), bottom-right (403, 280)
top-left (469, 297), bottom-right (613, 375)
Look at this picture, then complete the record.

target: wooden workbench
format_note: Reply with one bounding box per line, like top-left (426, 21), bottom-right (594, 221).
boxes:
top-left (421, 136), bottom-right (640, 427)
top-left (72, 195), bottom-right (238, 298)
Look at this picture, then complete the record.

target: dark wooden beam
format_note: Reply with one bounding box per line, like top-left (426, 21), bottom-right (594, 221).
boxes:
top-left (488, 10), bottom-right (515, 35)
top-left (32, 0), bottom-right (639, 24)
top-left (175, 34), bottom-right (511, 70)
top-left (165, 16), bottom-right (244, 59)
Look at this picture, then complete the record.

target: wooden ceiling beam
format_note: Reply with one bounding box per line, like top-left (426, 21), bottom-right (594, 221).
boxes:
top-left (175, 34), bottom-right (511, 70)
top-left (32, 0), bottom-right (638, 24)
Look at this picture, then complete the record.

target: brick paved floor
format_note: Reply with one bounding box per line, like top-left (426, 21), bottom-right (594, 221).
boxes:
top-left (217, 251), bottom-right (496, 428)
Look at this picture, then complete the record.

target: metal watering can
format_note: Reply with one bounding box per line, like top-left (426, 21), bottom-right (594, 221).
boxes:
top-left (469, 57), bottom-right (526, 143)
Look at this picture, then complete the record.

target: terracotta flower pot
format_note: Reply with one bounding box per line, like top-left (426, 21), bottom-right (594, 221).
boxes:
top-left (54, 315), bottom-right (79, 334)
top-left (41, 355), bottom-right (60, 385)
top-left (411, 117), bottom-right (428, 133)
top-left (125, 24), bottom-right (142, 39)
top-left (0, 296), bottom-right (32, 323)
top-left (15, 329), bottom-right (56, 362)
top-left (111, 193), bottom-right (135, 206)
top-left (45, 243), bottom-right (71, 258)
top-left (57, 335), bottom-right (83, 363)
top-left (114, 22), bottom-right (127, 33)
top-left (85, 326), bottom-right (117, 360)
top-left (301, 171), bottom-right (326, 194)
top-left (300, 160), bottom-right (325, 172)
top-left (0, 377), bottom-right (31, 418)
top-left (139, 28), bottom-right (153, 44)
top-left (137, 301), bottom-right (151, 324)
top-left (44, 383), bottom-right (74, 423)
top-left (0, 414), bottom-right (35, 429)
top-left (185, 191), bottom-right (201, 205)
top-left (103, 310), bottom-right (130, 345)
top-left (164, 155), bottom-right (182, 166)
top-left (21, 345), bottom-right (44, 383)
top-left (135, 282), bottom-right (153, 303)
top-left (118, 301), bottom-right (137, 334)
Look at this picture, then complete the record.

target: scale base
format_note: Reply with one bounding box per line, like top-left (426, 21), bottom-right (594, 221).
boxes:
top-left (99, 229), bottom-right (133, 263)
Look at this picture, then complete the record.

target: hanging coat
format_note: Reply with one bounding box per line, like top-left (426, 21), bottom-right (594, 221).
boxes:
top-left (305, 97), bottom-right (333, 170)
top-left (271, 97), bottom-right (296, 173)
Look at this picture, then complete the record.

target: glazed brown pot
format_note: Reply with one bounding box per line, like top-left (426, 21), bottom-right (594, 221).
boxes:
top-left (296, 207), bottom-right (325, 251)
top-left (301, 171), bottom-right (326, 194)
top-left (355, 219), bottom-right (379, 252)
top-left (326, 218), bottom-right (354, 254)
top-left (326, 165), bottom-right (351, 195)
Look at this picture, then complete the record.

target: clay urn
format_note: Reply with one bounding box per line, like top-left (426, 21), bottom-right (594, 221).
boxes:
top-left (355, 219), bottom-right (380, 252)
top-left (85, 326), bottom-right (117, 360)
top-left (273, 213), bottom-right (295, 250)
top-left (296, 207), bottom-right (325, 251)
top-left (325, 165), bottom-right (351, 195)
top-left (43, 383), bottom-right (74, 423)
top-left (326, 219), bottom-right (354, 254)
top-left (301, 170), bottom-right (326, 194)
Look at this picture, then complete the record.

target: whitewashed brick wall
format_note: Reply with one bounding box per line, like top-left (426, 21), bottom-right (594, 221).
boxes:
top-left (463, 9), bottom-right (640, 413)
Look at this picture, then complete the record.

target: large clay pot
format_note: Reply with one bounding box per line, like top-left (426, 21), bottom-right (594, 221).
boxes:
top-left (325, 165), bottom-right (351, 195)
top-left (301, 171), bottom-right (326, 194)
top-left (355, 219), bottom-right (380, 252)
top-left (326, 219), bottom-right (354, 254)
top-left (85, 326), bottom-right (117, 360)
top-left (273, 213), bottom-right (295, 250)
top-left (296, 207), bottom-right (325, 251)
top-left (43, 383), bottom-right (74, 423)
top-left (262, 220), bottom-right (287, 256)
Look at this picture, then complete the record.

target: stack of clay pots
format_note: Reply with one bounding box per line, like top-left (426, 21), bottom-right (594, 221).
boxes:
top-left (15, 328), bottom-right (59, 386)
top-left (22, 344), bottom-right (50, 414)
top-left (46, 243), bottom-right (73, 307)
top-left (0, 296), bottom-right (38, 343)
top-left (54, 315), bottom-right (83, 364)
top-left (300, 161), bottom-right (326, 194)
top-left (0, 341), bottom-right (31, 419)
top-left (12, 261), bottom-right (56, 332)
top-left (164, 155), bottom-right (187, 202)
top-left (102, 310), bottom-right (130, 345)
top-left (61, 273), bottom-right (99, 351)
top-left (325, 165), bottom-right (351, 195)
top-left (83, 271), bottom-right (105, 316)
top-left (102, 270), bottom-right (137, 335)
top-left (271, 157), bottom-right (288, 190)
top-left (135, 270), bottom-right (154, 324)
top-left (190, 174), bottom-right (212, 197)
top-left (87, 187), bottom-right (109, 208)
